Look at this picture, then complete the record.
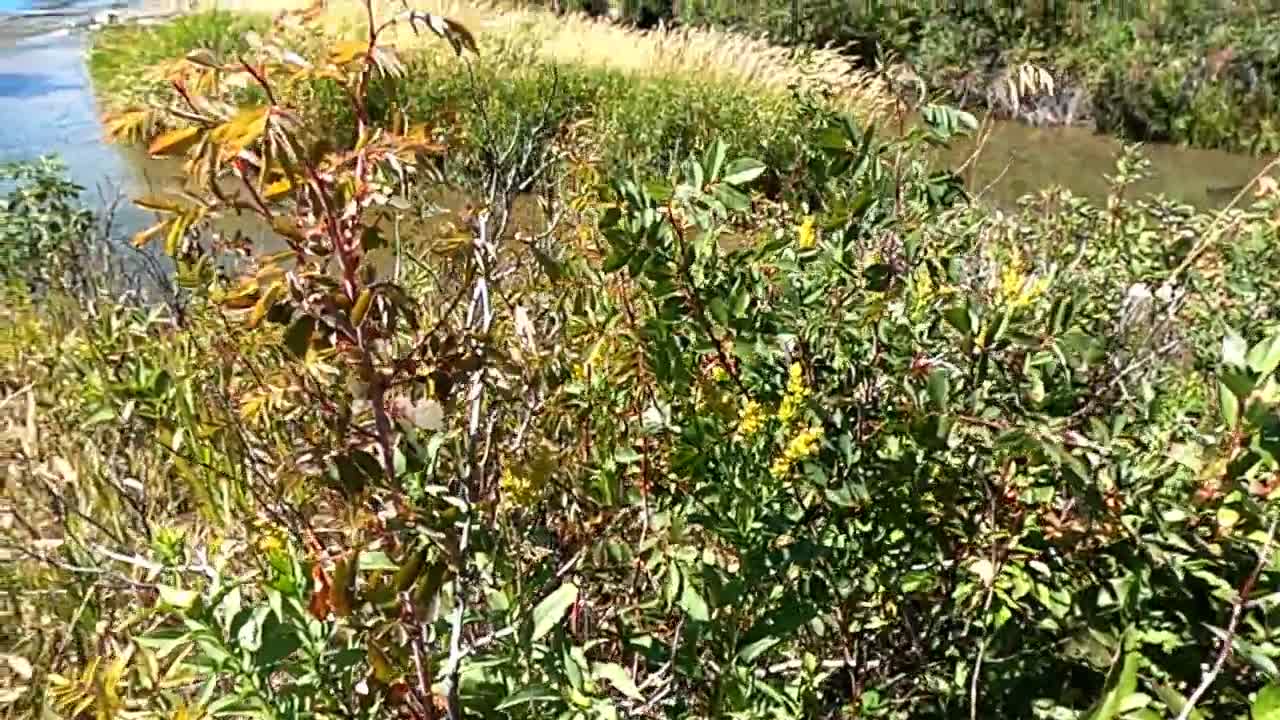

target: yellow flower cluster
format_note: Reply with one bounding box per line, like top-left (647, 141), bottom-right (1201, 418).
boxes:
top-left (797, 215), bottom-right (817, 249)
top-left (500, 465), bottom-right (539, 511)
top-left (777, 363), bottom-right (809, 426)
top-left (770, 425), bottom-right (824, 478)
top-left (997, 250), bottom-right (1050, 309)
top-left (254, 525), bottom-right (287, 555)
top-left (737, 399), bottom-right (765, 437)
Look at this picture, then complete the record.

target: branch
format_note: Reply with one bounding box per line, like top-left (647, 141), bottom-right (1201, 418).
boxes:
top-left (1176, 514), bottom-right (1280, 720)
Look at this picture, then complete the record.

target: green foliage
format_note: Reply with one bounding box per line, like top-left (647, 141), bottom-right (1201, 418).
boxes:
top-left (88, 11), bottom-right (269, 98)
top-left (7, 4), bottom-right (1280, 720)
top-left (0, 157), bottom-right (93, 292)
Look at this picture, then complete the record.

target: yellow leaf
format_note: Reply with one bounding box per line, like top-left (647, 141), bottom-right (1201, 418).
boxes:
top-left (131, 222), bottom-right (167, 248)
top-left (149, 126), bottom-right (203, 157)
top-left (350, 288), bottom-right (372, 327)
top-left (133, 194), bottom-right (189, 214)
top-left (263, 176), bottom-right (296, 200)
top-left (248, 281), bottom-right (283, 328)
top-left (103, 109), bottom-right (150, 143)
top-left (272, 217), bottom-right (305, 243)
top-left (328, 40), bottom-right (368, 66)
top-left (239, 390), bottom-right (268, 422)
top-left (211, 107), bottom-right (268, 157)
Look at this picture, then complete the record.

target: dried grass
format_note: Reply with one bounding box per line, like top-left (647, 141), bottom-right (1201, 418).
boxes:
top-left (191, 0), bottom-right (891, 119)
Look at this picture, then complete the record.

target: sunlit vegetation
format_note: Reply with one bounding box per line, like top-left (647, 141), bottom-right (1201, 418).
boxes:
top-left (4, 2), bottom-right (1280, 720)
top-left (550, 0), bottom-right (1280, 154)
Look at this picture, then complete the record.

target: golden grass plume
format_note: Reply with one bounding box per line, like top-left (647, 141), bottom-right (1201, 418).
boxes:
top-left (192, 0), bottom-right (891, 119)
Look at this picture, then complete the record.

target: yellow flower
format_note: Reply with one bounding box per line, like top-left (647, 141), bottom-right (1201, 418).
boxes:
top-left (500, 465), bottom-right (538, 511)
top-left (777, 363), bottom-right (810, 426)
top-left (783, 425), bottom-right (824, 462)
top-left (711, 365), bottom-right (729, 383)
top-left (777, 394), bottom-right (800, 425)
top-left (786, 363), bottom-right (807, 397)
top-left (737, 399), bottom-right (765, 437)
top-left (255, 527), bottom-right (285, 555)
top-left (770, 457), bottom-right (793, 478)
top-left (797, 215), bottom-right (817, 249)
top-left (770, 425), bottom-right (824, 478)
top-left (997, 250), bottom-right (1048, 308)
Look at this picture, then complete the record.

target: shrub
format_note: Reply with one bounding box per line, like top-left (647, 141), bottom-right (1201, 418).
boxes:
top-left (0, 157), bottom-right (95, 293)
top-left (6, 3), bottom-right (1280, 720)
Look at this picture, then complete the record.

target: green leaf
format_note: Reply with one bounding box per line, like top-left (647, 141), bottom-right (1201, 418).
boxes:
top-left (679, 580), bottom-right (709, 622)
top-left (1223, 332), bottom-right (1249, 368)
top-left (1153, 683), bottom-right (1205, 720)
top-left (1220, 380), bottom-right (1241, 428)
top-left (927, 368), bottom-right (950, 412)
top-left (531, 582), bottom-right (578, 641)
top-left (710, 183), bottom-right (750, 212)
top-left (708, 297), bottom-right (729, 326)
top-left (943, 305), bottom-right (973, 337)
top-left (257, 615), bottom-right (301, 666)
top-left (706, 140), bottom-right (727, 182)
top-left (602, 246), bottom-right (631, 273)
top-left (1252, 682), bottom-right (1280, 720)
top-left (592, 662), bottom-right (643, 701)
top-left (721, 158), bottom-right (766, 186)
top-left (737, 637), bottom-right (779, 663)
top-left (1248, 333), bottom-right (1280, 376)
top-left (283, 315), bottom-right (315, 359)
top-left (1083, 651), bottom-right (1140, 720)
top-left (158, 585), bottom-right (199, 610)
top-left (496, 685), bottom-right (560, 710)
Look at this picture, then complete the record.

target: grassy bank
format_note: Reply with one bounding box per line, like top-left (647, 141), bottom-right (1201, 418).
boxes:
top-left (549, 0), bottom-right (1280, 155)
top-left (88, 1), bottom-right (889, 190)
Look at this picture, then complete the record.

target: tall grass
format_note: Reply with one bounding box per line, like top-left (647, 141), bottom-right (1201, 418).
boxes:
top-left (182, 0), bottom-right (890, 118)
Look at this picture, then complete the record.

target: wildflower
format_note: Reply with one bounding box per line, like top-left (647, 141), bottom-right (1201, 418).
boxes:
top-left (777, 362), bottom-right (809, 426)
top-left (710, 365), bottom-right (729, 383)
top-left (255, 527), bottom-right (285, 555)
top-left (777, 393), bottom-right (800, 425)
top-left (737, 399), bottom-right (765, 437)
top-left (769, 425), bottom-right (823, 479)
top-left (770, 456), bottom-right (793, 478)
top-left (998, 250), bottom-right (1048, 308)
top-left (783, 425), bottom-right (824, 462)
top-left (786, 362), bottom-right (808, 397)
top-left (797, 215), bottom-right (817, 249)
top-left (500, 465), bottom-right (538, 511)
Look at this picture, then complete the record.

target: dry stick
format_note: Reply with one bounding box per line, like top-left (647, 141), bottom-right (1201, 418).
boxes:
top-left (1176, 514), bottom-right (1280, 720)
top-left (1168, 156), bottom-right (1280, 285)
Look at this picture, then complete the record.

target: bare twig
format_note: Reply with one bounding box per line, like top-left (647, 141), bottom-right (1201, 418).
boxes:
top-left (1168, 156), bottom-right (1280, 284)
top-left (1176, 514), bottom-right (1280, 720)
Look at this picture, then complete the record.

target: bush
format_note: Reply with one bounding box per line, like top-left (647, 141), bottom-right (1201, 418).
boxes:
top-left (6, 4), bottom-right (1280, 720)
top-left (0, 157), bottom-right (95, 293)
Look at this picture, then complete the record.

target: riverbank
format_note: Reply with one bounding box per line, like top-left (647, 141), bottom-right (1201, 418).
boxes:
top-left (559, 0), bottom-right (1280, 156)
top-left (87, 1), bottom-right (890, 193)
top-left (83, 2), bottom-right (1272, 211)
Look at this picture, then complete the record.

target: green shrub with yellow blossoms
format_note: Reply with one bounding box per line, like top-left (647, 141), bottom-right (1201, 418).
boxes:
top-left (5, 5), bottom-right (1280, 720)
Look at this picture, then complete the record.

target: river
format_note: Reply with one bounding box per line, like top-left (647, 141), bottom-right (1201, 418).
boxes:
top-left (0, 0), bottom-right (1272, 238)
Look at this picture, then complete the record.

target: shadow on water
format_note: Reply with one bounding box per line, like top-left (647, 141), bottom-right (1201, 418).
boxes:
top-left (0, 72), bottom-right (81, 98)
